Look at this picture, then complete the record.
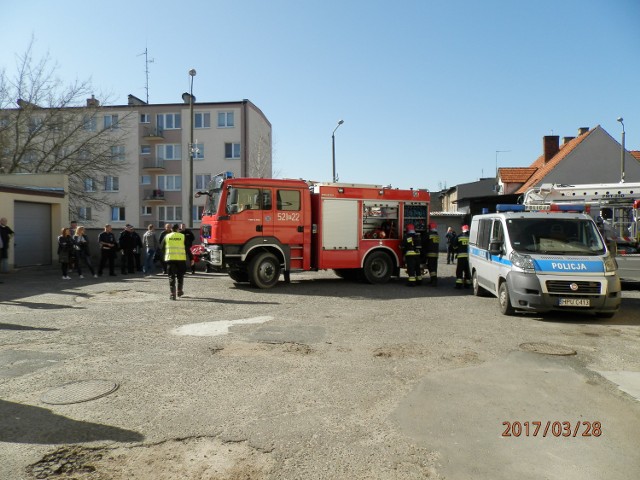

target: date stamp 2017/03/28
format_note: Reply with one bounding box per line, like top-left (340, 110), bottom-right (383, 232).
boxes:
top-left (502, 421), bottom-right (602, 437)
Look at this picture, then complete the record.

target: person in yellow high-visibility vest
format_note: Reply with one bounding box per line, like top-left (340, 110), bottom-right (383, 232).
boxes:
top-left (160, 224), bottom-right (186, 300)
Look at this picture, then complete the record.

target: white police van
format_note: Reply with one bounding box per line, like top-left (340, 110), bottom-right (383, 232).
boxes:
top-left (469, 204), bottom-right (621, 318)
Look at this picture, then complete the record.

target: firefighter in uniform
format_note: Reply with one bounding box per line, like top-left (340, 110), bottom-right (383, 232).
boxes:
top-left (454, 224), bottom-right (471, 289)
top-left (161, 224), bottom-right (187, 300)
top-left (422, 222), bottom-right (440, 286)
top-left (400, 223), bottom-right (422, 286)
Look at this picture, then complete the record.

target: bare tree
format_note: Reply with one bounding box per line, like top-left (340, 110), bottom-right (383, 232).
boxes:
top-left (0, 39), bottom-right (133, 217)
top-left (246, 132), bottom-right (275, 178)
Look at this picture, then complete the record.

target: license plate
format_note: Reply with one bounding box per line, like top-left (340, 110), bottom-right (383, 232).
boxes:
top-left (559, 298), bottom-right (590, 307)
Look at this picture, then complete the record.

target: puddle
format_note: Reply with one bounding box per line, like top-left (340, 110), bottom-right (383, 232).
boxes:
top-left (171, 316), bottom-right (273, 337)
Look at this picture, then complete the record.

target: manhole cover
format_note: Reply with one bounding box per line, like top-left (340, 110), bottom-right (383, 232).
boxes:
top-left (41, 380), bottom-right (119, 405)
top-left (519, 342), bottom-right (577, 356)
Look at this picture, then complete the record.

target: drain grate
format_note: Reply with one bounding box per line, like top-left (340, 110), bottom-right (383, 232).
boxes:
top-left (41, 380), bottom-right (119, 405)
top-left (519, 342), bottom-right (577, 356)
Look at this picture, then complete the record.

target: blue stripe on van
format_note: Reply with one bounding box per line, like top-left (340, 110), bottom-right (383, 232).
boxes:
top-left (470, 246), bottom-right (604, 273)
top-left (533, 259), bottom-right (604, 273)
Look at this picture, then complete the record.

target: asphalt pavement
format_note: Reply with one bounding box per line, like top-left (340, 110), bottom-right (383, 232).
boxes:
top-left (1, 261), bottom-right (639, 479)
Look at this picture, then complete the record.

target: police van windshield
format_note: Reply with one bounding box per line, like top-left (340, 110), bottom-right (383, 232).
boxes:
top-left (506, 218), bottom-right (606, 255)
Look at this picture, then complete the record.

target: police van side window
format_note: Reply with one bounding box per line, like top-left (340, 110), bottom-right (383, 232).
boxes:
top-left (491, 220), bottom-right (504, 243)
top-left (477, 219), bottom-right (493, 249)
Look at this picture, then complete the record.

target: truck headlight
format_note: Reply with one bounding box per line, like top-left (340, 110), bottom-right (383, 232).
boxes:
top-left (510, 251), bottom-right (535, 273)
top-left (603, 254), bottom-right (617, 273)
top-left (208, 245), bottom-right (222, 266)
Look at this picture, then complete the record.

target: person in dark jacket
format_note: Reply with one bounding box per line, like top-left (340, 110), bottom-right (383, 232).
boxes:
top-left (0, 217), bottom-right (14, 273)
top-left (57, 228), bottom-right (74, 280)
top-left (118, 224), bottom-right (137, 274)
top-left (445, 227), bottom-right (457, 264)
top-left (400, 223), bottom-right (422, 286)
top-left (73, 226), bottom-right (96, 278)
top-left (180, 223), bottom-right (196, 274)
top-left (130, 227), bottom-right (143, 272)
top-left (422, 222), bottom-right (440, 286)
top-left (98, 224), bottom-right (118, 276)
top-left (454, 224), bottom-right (471, 289)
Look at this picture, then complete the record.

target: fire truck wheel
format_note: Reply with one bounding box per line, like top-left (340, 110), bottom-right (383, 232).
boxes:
top-left (363, 251), bottom-right (393, 284)
top-left (248, 252), bottom-right (281, 289)
top-left (228, 269), bottom-right (249, 283)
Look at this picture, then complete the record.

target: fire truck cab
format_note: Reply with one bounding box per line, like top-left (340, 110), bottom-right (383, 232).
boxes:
top-left (197, 172), bottom-right (430, 288)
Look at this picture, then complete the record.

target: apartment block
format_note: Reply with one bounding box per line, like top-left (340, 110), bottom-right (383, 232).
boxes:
top-left (81, 94), bottom-right (272, 229)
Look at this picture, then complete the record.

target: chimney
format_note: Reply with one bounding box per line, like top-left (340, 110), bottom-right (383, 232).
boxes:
top-left (562, 136), bottom-right (575, 145)
top-left (86, 95), bottom-right (100, 107)
top-left (578, 127), bottom-right (589, 136)
top-left (543, 135), bottom-right (560, 162)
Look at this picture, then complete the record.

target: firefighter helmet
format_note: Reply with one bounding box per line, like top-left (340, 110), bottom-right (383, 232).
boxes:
top-left (461, 224), bottom-right (469, 232)
top-left (429, 222), bottom-right (438, 230)
top-left (406, 223), bottom-right (415, 233)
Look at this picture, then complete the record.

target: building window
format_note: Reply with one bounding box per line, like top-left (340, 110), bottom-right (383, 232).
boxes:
top-left (192, 143), bottom-right (204, 160)
top-left (140, 175), bottom-right (151, 185)
top-left (193, 206), bottom-right (205, 222)
top-left (78, 207), bottom-right (92, 221)
top-left (158, 206), bottom-right (182, 223)
top-left (104, 176), bottom-right (119, 192)
top-left (140, 145), bottom-right (151, 155)
top-left (141, 206), bottom-right (152, 216)
top-left (140, 114), bottom-right (150, 123)
top-left (111, 207), bottom-right (126, 221)
top-left (104, 114), bottom-right (119, 129)
top-left (157, 175), bottom-right (181, 191)
top-left (28, 116), bottom-right (44, 134)
top-left (195, 112), bottom-right (210, 129)
top-left (111, 145), bottom-right (125, 162)
top-left (225, 143), bottom-right (241, 159)
top-left (84, 178), bottom-right (97, 192)
top-left (157, 113), bottom-right (181, 130)
top-left (157, 144), bottom-right (182, 160)
top-left (195, 174), bottom-right (211, 190)
top-left (218, 112), bottom-right (234, 128)
top-left (83, 115), bottom-right (97, 131)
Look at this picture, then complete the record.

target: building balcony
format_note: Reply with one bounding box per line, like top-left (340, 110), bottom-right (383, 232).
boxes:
top-left (142, 158), bottom-right (165, 171)
top-left (142, 127), bottom-right (164, 140)
top-left (143, 189), bottom-right (166, 204)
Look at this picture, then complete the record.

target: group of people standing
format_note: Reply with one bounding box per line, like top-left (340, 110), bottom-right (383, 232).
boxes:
top-left (400, 222), bottom-right (471, 288)
top-left (57, 222), bottom-right (196, 285)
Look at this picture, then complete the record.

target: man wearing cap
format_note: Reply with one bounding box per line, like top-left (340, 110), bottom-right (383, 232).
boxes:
top-left (454, 224), bottom-right (471, 289)
top-left (161, 224), bottom-right (187, 300)
top-left (400, 223), bottom-right (422, 286)
top-left (422, 222), bottom-right (440, 286)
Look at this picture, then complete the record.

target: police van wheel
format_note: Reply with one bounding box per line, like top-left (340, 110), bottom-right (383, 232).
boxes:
top-left (363, 251), bottom-right (392, 284)
top-left (498, 281), bottom-right (515, 315)
top-left (249, 252), bottom-right (281, 289)
top-left (472, 271), bottom-right (487, 297)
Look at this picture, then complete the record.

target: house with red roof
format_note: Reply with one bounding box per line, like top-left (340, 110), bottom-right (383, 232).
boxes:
top-left (497, 126), bottom-right (640, 195)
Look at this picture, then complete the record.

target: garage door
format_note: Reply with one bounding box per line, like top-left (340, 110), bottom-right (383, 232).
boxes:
top-left (14, 201), bottom-right (52, 267)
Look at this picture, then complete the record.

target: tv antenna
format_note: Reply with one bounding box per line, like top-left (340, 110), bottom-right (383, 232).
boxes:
top-left (138, 47), bottom-right (154, 103)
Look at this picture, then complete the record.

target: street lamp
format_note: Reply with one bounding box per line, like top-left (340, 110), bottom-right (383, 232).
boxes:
top-left (617, 117), bottom-right (625, 183)
top-left (188, 68), bottom-right (196, 228)
top-left (332, 119), bottom-right (344, 183)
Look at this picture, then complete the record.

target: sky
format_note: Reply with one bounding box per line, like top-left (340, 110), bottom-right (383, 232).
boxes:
top-left (1, 0), bottom-right (639, 191)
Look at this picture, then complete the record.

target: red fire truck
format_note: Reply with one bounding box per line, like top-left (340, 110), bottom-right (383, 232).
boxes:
top-left (194, 172), bottom-right (430, 288)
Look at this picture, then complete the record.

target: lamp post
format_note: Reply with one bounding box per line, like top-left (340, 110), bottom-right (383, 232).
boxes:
top-left (188, 68), bottom-right (196, 228)
top-left (617, 117), bottom-right (625, 183)
top-left (332, 119), bottom-right (344, 183)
